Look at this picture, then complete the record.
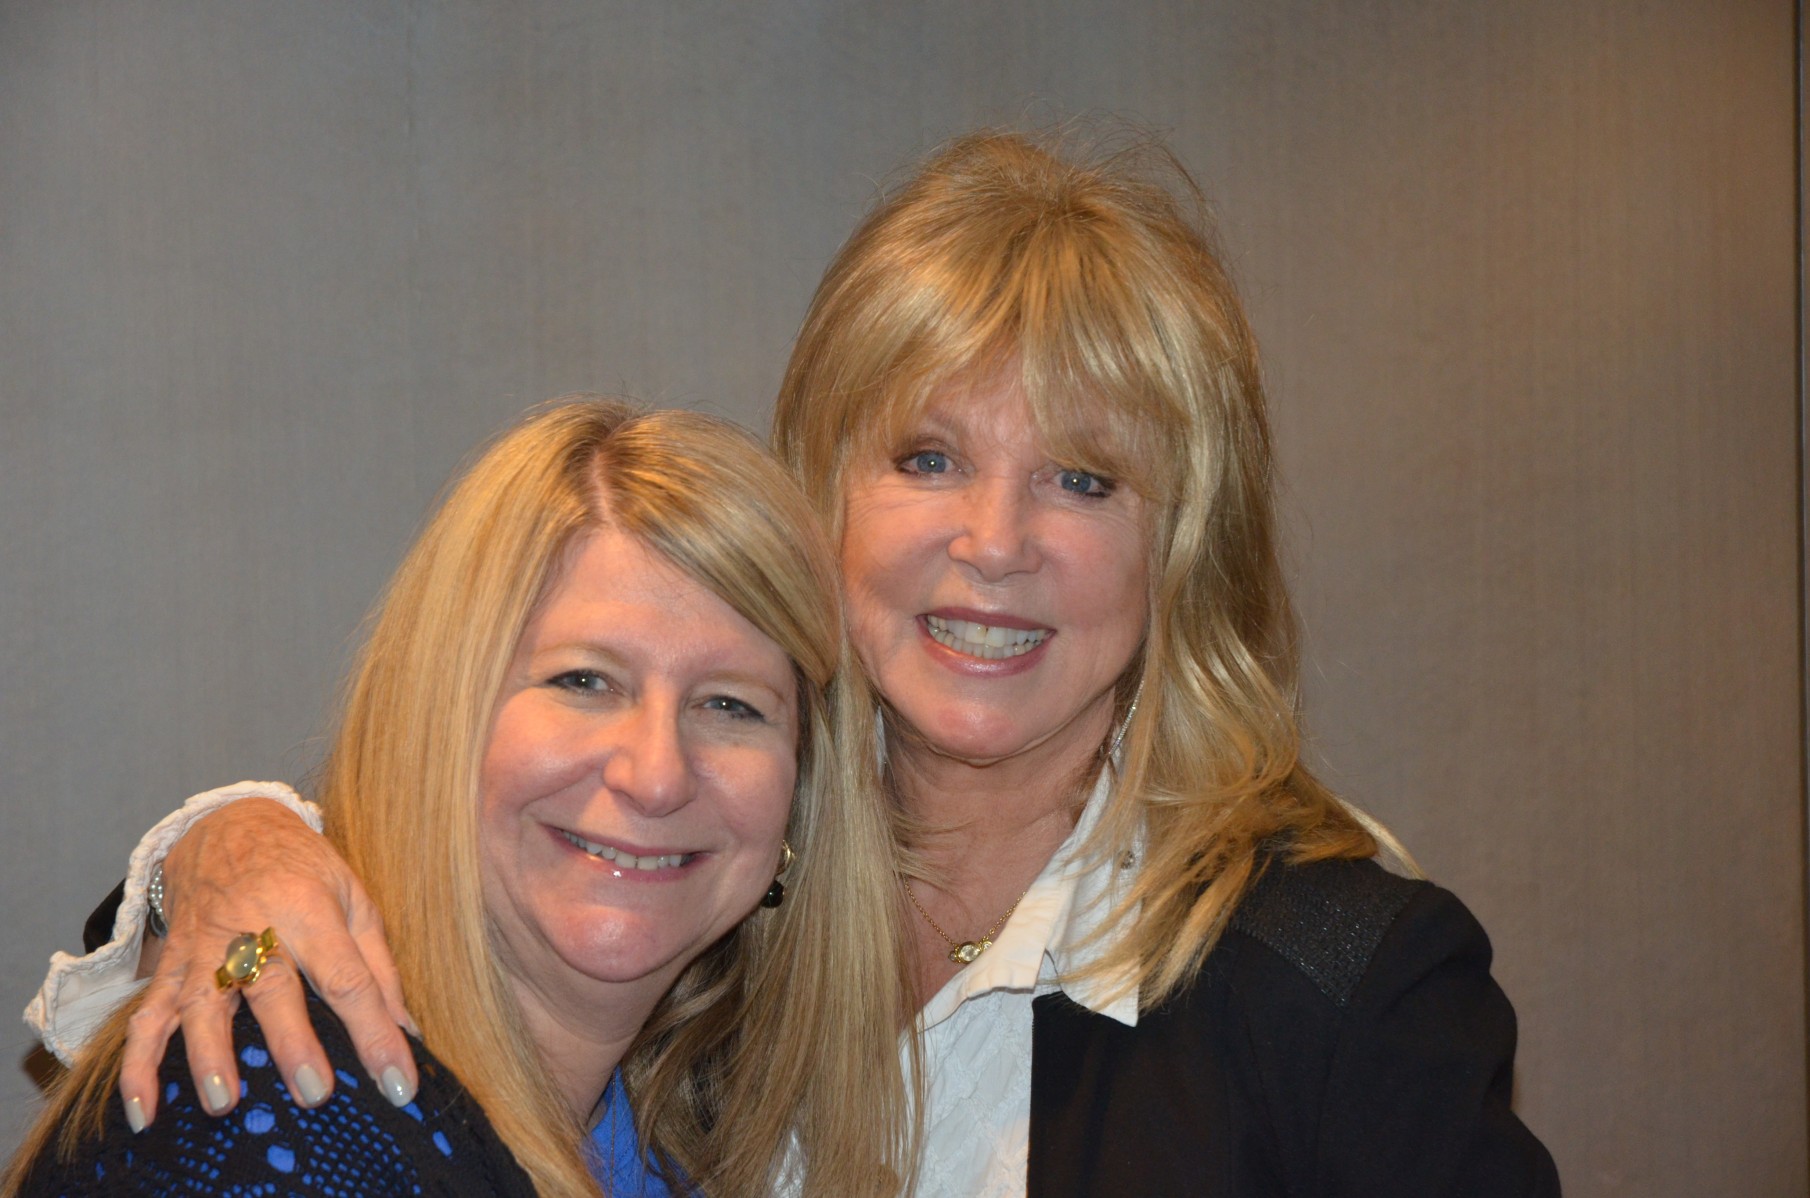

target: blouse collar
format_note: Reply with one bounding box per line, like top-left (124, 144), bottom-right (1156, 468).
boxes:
top-left (917, 767), bottom-right (1143, 1031)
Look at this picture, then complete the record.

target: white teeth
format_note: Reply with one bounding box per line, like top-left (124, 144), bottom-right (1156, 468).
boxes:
top-left (924, 616), bottom-right (1050, 660)
top-left (558, 830), bottom-right (691, 870)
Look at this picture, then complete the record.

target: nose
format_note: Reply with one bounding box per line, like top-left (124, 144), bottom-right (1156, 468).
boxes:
top-left (948, 476), bottom-right (1041, 582)
top-left (599, 698), bottom-right (697, 817)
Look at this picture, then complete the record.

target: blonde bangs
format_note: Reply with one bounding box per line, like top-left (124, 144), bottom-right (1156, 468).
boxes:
top-left (778, 133), bottom-right (1227, 524)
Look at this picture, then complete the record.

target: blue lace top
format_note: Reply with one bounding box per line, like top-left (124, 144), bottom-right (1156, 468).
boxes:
top-left (16, 989), bottom-right (674, 1196)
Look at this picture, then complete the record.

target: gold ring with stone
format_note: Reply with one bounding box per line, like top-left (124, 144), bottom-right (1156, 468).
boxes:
top-left (215, 928), bottom-right (279, 990)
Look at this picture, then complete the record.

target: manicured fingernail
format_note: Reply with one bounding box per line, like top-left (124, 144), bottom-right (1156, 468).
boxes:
top-left (379, 1065), bottom-right (415, 1107)
top-left (124, 1095), bottom-right (147, 1133)
top-left (292, 1063), bottom-right (329, 1107)
top-left (201, 1072), bottom-right (232, 1114)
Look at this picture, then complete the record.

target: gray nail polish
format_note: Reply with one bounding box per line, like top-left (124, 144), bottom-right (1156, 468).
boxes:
top-left (123, 1095), bottom-right (147, 1134)
top-left (293, 1063), bottom-right (329, 1107)
top-left (201, 1072), bottom-right (231, 1114)
top-left (379, 1065), bottom-right (415, 1107)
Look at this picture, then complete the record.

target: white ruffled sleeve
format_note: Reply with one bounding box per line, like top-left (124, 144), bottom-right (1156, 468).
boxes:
top-left (24, 781), bottom-right (323, 1064)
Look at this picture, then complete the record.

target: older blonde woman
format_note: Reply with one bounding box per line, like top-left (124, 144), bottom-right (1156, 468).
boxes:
top-left (32, 132), bottom-right (1557, 1196)
top-left (9, 402), bottom-right (910, 1197)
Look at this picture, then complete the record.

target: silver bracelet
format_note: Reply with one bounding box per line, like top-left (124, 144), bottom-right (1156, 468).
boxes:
top-left (146, 861), bottom-right (169, 939)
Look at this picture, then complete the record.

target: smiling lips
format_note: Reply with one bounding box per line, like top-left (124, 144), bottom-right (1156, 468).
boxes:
top-left (557, 828), bottom-right (695, 871)
top-left (924, 614), bottom-right (1051, 660)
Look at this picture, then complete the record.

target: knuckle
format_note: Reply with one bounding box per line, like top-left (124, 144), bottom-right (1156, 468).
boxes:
top-left (311, 959), bottom-right (380, 1009)
top-left (257, 1022), bottom-right (311, 1060)
top-left (125, 1002), bottom-right (174, 1039)
top-left (240, 953), bottom-right (295, 991)
top-left (123, 1013), bottom-right (174, 1064)
top-left (351, 1031), bottom-right (400, 1069)
top-left (174, 979), bottom-right (228, 1015)
top-left (131, 983), bottom-right (178, 1022)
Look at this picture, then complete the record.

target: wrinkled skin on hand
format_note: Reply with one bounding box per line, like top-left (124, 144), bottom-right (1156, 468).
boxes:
top-left (119, 798), bottom-right (419, 1127)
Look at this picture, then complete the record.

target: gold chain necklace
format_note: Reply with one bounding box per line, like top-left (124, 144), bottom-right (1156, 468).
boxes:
top-left (889, 682), bottom-right (1143, 968)
top-left (905, 881), bottom-right (1032, 965)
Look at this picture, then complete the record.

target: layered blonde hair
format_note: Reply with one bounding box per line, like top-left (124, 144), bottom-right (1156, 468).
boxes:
top-left (10, 400), bottom-right (913, 1198)
top-left (774, 130), bottom-right (1406, 1009)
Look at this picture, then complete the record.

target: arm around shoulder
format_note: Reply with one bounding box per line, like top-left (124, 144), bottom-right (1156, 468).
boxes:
top-left (23, 782), bottom-right (320, 1064)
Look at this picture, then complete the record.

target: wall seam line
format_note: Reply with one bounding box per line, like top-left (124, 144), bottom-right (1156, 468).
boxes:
top-left (1797, 0), bottom-right (1809, 1165)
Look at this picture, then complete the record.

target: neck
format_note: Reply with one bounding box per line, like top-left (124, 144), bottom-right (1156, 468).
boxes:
top-left (889, 701), bottom-right (1114, 866)
top-left (890, 707), bottom-right (1115, 1004)
top-left (510, 975), bottom-right (665, 1122)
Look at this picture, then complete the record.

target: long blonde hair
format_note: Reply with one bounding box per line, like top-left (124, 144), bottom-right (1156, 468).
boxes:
top-left (775, 130), bottom-right (1405, 1009)
top-left (10, 400), bottom-right (913, 1197)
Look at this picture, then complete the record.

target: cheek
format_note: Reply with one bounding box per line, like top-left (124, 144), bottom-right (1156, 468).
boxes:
top-left (711, 748), bottom-right (798, 886)
top-left (838, 513), bottom-right (887, 603)
top-left (839, 529), bottom-right (904, 665)
top-left (477, 706), bottom-right (529, 821)
top-left (1068, 532), bottom-right (1151, 639)
top-left (734, 753), bottom-right (797, 841)
top-left (478, 699), bottom-right (575, 823)
top-left (840, 488), bottom-right (935, 598)
top-left (842, 511), bottom-right (944, 665)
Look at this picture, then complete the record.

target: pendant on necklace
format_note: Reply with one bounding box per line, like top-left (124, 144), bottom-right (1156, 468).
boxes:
top-left (949, 939), bottom-right (991, 965)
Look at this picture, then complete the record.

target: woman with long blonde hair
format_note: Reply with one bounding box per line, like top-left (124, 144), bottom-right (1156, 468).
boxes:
top-left (10, 401), bottom-right (910, 1197)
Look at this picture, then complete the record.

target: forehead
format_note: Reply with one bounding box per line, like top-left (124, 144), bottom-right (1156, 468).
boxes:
top-left (915, 377), bottom-right (1036, 443)
top-left (525, 526), bottom-right (793, 684)
top-left (866, 368), bottom-right (1142, 474)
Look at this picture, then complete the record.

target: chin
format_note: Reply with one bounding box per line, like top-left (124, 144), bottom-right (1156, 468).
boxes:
top-left (546, 915), bottom-right (691, 984)
top-left (561, 943), bottom-right (693, 988)
top-left (919, 719), bottom-right (1036, 764)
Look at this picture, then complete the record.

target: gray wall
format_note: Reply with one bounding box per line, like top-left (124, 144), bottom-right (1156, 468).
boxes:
top-left (2, 3), bottom-right (1801, 1193)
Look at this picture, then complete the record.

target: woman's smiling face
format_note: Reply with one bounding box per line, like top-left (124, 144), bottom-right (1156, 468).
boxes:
top-left (478, 525), bottom-right (797, 1016)
top-left (840, 378), bottom-right (1150, 771)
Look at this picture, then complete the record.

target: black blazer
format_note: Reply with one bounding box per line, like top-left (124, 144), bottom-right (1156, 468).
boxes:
top-left (1029, 857), bottom-right (1561, 1197)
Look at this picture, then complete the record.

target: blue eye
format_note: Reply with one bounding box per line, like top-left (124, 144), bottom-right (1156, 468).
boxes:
top-left (549, 669), bottom-right (610, 694)
top-left (703, 695), bottom-right (765, 721)
top-left (1057, 469), bottom-right (1114, 497)
top-left (901, 450), bottom-right (951, 475)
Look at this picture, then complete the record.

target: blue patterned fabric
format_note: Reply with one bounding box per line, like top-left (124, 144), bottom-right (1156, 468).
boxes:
top-left (17, 988), bottom-right (693, 1196)
top-left (16, 990), bottom-right (534, 1196)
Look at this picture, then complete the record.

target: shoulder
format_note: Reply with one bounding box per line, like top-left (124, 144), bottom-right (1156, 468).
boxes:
top-left (1221, 856), bottom-right (1561, 1195)
top-left (1026, 857), bottom-right (1558, 1196)
top-left (1227, 853), bottom-right (1438, 1007)
top-left (1213, 853), bottom-right (1516, 1051)
top-left (236, 990), bottom-right (537, 1195)
top-left (18, 991), bottom-right (535, 1197)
